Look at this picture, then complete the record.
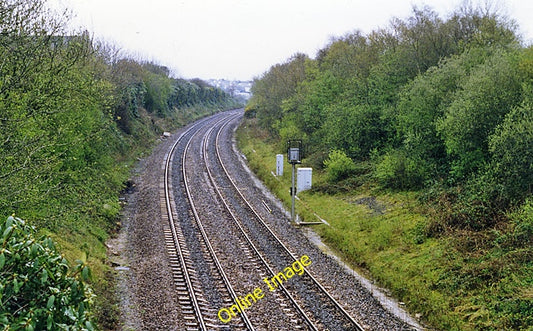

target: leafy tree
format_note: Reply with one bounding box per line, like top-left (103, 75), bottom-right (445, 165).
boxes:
top-left (275, 117), bottom-right (307, 150)
top-left (143, 71), bottom-right (172, 114)
top-left (374, 149), bottom-right (427, 189)
top-left (323, 103), bottom-right (386, 160)
top-left (436, 49), bottom-right (522, 179)
top-left (110, 59), bottom-right (147, 133)
top-left (0, 0), bottom-right (241, 328)
top-left (390, 6), bottom-right (452, 74)
top-left (281, 65), bottom-right (341, 142)
top-left (250, 53), bottom-right (308, 133)
top-left (487, 102), bottom-right (533, 204)
top-left (248, 0), bottom-right (526, 227)
top-left (395, 47), bottom-right (492, 182)
top-left (0, 0), bottom-right (110, 224)
top-left (445, 1), bottom-right (518, 50)
top-left (317, 31), bottom-right (377, 81)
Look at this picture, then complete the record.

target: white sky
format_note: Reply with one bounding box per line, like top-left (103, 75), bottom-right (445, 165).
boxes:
top-left (46, 0), bottom-right (533, 81)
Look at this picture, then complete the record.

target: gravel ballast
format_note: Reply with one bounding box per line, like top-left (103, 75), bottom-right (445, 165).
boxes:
top-left (110, 111), bottom-right (425, 330)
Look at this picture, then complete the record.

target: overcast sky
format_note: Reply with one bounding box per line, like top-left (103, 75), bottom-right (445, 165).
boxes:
top-left (46, 0), bottom-right (533, 81)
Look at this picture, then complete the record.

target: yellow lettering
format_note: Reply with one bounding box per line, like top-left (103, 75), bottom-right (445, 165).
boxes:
top-left (219, 254), bottom-right (311, 320)
top-left (244, 293), bottom-right (256, 304)
top-left (271, 272), bottom-right (287, 287)
top-left (284, 266), bottom-right (295, 278)
top-left (300, 255), bottom-right (311, 267)
top-left (238, 296), bottom-right (250, 308)
top-left (292, 260), bottom-right (304, 275)
top-left (236, 297), bottom-right (246, 311)
top-left (263, 277), bottom-right (275, 291)
top-left (253, 287), bottom-right (264, 299)
top-left (230, 304), bottom-right (241, 315)
top-left (218, 308), bottom-right (232, 323)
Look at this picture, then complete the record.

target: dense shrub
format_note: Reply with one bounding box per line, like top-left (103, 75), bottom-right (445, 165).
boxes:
top-left (0, 1), bottom-right (240, 328)
top-left (374, 150), bottom-right (428, 189)
top-left (323, 150), bottom-right (356, 183)
top-left (487, 103), bottom-right (533, 204)
top-left (323, 103), bottom-right (387, 160)
top-left (0, 216), bottom-right (94, 330)
top-left (245, 3), bottom-right (531, 330)
top-left (436, 49), bottom-right (522, 180)
top-left (510, 198), bottom-right (533, 245)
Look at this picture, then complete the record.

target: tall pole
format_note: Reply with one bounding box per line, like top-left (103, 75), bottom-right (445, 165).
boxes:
top-left (291, 163), bottom-right (296, 223)
top-left (287, 140), bottom-right (302, 224)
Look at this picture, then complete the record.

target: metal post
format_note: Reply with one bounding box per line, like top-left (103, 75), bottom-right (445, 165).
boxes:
top-left (287, 140), bottom-right (302, 224)
top-left (291, 163), bottom-right (296, 223)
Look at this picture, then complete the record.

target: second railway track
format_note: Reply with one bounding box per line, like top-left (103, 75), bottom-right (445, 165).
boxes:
top-left (160, 110), bottom-right (419, 330)
top-left (204, 115), bottom-right (364, 330)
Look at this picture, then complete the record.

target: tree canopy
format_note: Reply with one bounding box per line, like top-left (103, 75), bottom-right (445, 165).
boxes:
top-left (248, 2), bottom-right (530, 229)
top-left (0, 1), bottom-right (241, 327)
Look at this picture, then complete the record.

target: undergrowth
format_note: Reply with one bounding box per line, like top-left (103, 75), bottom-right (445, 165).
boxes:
top-left (236, 118), bottom-right (533, 330)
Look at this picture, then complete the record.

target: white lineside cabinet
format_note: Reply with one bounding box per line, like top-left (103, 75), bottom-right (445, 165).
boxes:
top-left (297, 168), bottom-right (312, 193)
top-left (276, 154), bottom-right (284, 176)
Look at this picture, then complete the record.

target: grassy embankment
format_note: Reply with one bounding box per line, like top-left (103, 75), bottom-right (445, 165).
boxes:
top-left (38, 105), bottom-right (231, 328)
top-left (0, 3), bottom-right (243, 328)
top-left (236, 118), bottom-right (532, 330)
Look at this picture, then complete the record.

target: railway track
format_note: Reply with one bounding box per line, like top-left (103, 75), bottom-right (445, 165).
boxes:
top-left (183, 115), bottom-right (311, 329)
top-left (205, 115), bottom-right (365, 330)
top-left (162, 113), bottom-right (252, 330)
top-left (159, 110), bottom-right (417, 330)
top-left (201, 117), bottom-right (314, 330)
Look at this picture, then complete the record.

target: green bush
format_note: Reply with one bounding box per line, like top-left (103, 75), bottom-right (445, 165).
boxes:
top-left (488, 103), bottom-right (533, 205)
top-left (323, 103), bottom-right (388, 160)
top-left (510, 198), bottom-right (533, 245)
top-left (436, 49), bottom-right (522, 179)
top-left (0, 216), bottom-right (95, 330)
top-left (374, 150), bottom-right (427, 189)
top-left (323, 150), bottom-right (356, 183)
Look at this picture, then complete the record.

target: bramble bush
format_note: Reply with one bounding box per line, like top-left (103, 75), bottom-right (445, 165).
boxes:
top-left (0, 216), bottom-right (94, 330)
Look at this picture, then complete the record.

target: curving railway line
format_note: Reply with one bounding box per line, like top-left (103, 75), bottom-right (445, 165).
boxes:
top-left (159, 110), bottom-right (418, 330)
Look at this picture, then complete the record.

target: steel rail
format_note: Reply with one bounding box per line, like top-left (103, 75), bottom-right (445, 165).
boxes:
top-left (164, 119), bottom-right (210, 330)
top-left (202, 115), bottom-right (316, 330)
top-left (214, 114), bottom-right (365, 331)
top-left (181, 114), bottom-right (256, 331)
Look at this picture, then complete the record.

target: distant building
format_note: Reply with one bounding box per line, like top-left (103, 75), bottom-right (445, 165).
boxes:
top-left (208, 79), bottom-right (252, 100)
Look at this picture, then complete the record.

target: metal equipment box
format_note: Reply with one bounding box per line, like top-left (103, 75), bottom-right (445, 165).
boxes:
top-left (297, 168), bottom-right (312, 193)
